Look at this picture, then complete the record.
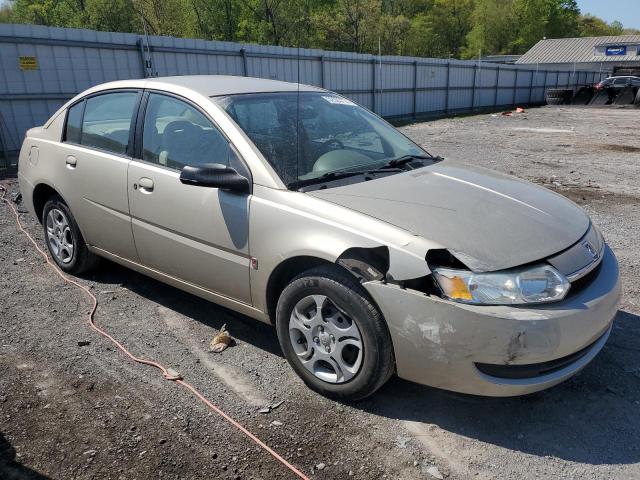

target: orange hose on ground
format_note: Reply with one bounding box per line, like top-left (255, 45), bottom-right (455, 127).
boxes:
top-left (0, 183), bottom-right (310, 480)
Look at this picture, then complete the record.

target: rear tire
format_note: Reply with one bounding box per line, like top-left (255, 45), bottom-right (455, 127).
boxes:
top-left (545, 97), bottom-right (565, 105)
top-left (42, 195), bottom-right (99, 274)
top-left (276, 265), bottom-right (394, 401)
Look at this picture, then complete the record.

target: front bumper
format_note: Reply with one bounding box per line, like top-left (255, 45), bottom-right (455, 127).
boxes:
top-left (364, 245), bottom-right (621, 396)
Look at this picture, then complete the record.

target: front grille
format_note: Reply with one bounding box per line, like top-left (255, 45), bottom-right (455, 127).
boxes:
top-left (475, 333), bottom-right (604, 380)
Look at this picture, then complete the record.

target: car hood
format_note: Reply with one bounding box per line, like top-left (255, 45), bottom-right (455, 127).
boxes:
top-left (307, 162), bottom-right (590, 272)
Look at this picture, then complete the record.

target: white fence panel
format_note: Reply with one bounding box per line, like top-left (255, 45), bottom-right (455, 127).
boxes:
top-left (0, 24), bottom-right (605, 165)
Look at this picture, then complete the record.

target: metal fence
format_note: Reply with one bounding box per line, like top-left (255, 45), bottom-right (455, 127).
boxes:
top-left (0, 23), bottom-right (605, 167)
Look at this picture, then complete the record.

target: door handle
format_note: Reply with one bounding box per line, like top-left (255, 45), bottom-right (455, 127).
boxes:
top-left (138, 177), bottom-right (154, 193)
top-left (65, 155), bottom-right (77, 169)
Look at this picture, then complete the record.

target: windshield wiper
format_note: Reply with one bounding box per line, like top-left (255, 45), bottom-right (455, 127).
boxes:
top-left (288, 169), bottom-right (381, 190)
top-left (288, 155), bottom-right (443, 190)
top-left (379, 154), bottom-right (440, 169)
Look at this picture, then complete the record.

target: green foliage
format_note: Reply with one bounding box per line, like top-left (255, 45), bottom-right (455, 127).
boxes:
top-left (463, 0), bottom-right (582, 58)
top-left (0, 3), bottom-right (12, 23)
top-left (511, 0), bottom-right (580, 51)
top-left (463, 0), bottom-right (516, 58)
top-left (7, 0), bottom-right (140, 31)
top-left (184, 0), bottom-right (237, 41)
top-left (85, 0), bottom-right (140, 33)
top-left (578, 14), bottom-right (631, 37)
top-left (1, 0), bottom-right (637, 58)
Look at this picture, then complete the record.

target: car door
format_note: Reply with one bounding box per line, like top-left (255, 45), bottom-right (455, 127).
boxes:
top-left (128, 91), bottom-right (252, 304)
top-left (58, 90), bottom-right (140, 261)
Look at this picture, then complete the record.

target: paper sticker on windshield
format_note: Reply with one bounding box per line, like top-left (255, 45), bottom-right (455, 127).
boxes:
top-left (322, 96), bottom-right (355, 106)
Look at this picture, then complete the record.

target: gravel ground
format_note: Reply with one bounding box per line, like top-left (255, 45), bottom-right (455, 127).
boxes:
top-left (1, 106), bottom-right (639, 480)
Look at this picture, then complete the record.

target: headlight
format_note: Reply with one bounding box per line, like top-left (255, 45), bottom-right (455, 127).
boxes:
top-left (432, 264), bottom-right (570, 305)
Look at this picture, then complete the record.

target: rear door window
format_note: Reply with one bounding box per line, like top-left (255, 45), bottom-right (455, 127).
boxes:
top-left (80, 92), bottom-right (139, 155)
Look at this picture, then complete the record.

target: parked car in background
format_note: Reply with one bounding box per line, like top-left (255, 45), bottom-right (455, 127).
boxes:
top-left (18, 76), bottom-right (621, 400)
top-left (594, 76), bottom-right (640, 91)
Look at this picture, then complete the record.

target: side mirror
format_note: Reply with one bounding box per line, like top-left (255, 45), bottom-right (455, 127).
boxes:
top-left (180, 163), bottom-right (250, 193)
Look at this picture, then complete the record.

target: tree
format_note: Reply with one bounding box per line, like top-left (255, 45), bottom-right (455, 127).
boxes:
top-left (86, 0), bottom-right (139, 33)
top-left (464, 0), bottom-right (515, 58)
top-left (429, 0), bottom-right (472, 58)
top-left (131, 0), bottom-right (188, 37)
top-left (10, 0), bottom-right (81, 26)
top-left (376, 13), bottom-right (411, 55)
top-left (310, 0), bottom-right (383, 53)
top-left (186, 0), bottom-right (242, 41)
top-left (405, 13), bottom-right (440, 57)
top-left (510, 0), bottom-right (580, 53)
top-left (0, 2), bottom-right (13, 23)
top-left (578, 14), bottom-right (611, 37)
top-left (1, 0), bottom-right (636, 59)
top-left (405, 0), bottom-right (472, 58)
top-left (546, 0), bottom-right (580, 38)
top-left (8, 0), bottom-right (140, 31)
top-left (338, 0), bottom-right (380, 53)
top-left (235, 0), bottom-right (303, 47)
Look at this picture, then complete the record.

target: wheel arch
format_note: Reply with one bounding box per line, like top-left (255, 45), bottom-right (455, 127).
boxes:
top-left (265, 255), bottom-right (334, 324)
top-left (264, 246), bottom-right (393, 325)
top-left (33, 182), bottom-right (64, 224)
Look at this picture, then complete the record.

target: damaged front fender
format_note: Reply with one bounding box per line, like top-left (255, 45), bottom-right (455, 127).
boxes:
top-left (336, 244), bottom-right (435, 283)
top-left (250, 185), bottom-right (439, 316)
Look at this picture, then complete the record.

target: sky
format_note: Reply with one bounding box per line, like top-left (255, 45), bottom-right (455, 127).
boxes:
top-left (577, 0), bottom-right (640, 29)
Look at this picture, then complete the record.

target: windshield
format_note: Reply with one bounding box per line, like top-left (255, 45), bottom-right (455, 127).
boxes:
top-left (218, 92), bottom-right (428, 187)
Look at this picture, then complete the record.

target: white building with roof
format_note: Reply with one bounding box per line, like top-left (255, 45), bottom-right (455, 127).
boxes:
top-left (516, 35), bottom-right (640, 74)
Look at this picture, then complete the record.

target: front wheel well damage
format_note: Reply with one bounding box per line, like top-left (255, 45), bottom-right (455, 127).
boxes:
top-left (426, 248), bottom-right (469, 270)
top-left (32, 183), bottom-right (59, 224)
top-left (336, 246), bottom-right (389, 282)
top-left (267, 246), bottom-right (446, 324)
top-left (339, 246), bottom-right (440, 297)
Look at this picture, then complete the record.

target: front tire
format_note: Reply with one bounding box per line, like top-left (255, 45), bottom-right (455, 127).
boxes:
top-left (276, 265), bottom-right (394, 401)
top-left (42, 195), bottom-right (99, 274)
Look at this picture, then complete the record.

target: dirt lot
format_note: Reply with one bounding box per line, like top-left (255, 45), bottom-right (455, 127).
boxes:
top-left (1, 106), bottom-right (639, 480)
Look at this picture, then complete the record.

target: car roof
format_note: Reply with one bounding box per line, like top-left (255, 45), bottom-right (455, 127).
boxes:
top-left (45, 75), bottom-right (329, 131)
top-left (140, 75), bottom-right (326, 97)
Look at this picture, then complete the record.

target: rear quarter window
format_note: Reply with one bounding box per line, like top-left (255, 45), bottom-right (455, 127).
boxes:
top-left (64, 101), bottom-right (84, 144)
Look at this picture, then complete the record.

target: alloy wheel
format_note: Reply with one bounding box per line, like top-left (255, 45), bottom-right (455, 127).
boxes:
top-left (46, 208), bottom-right (74, 264)
top-left (288, 294), bottom-right (364, 383)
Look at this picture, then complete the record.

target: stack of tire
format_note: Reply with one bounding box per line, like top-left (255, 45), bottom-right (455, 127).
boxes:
top-left (613, 86), bottom-right (637, 105)
top-left (571, 87), bottom-right (595, 105)
top-left (545, 88), bottom-right (574, 105)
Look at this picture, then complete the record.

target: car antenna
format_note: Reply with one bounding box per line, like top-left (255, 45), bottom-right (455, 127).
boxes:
top-left (295, 0), bottom-right (301, 184)
top-left (139, 5), bottom-right (156, 78)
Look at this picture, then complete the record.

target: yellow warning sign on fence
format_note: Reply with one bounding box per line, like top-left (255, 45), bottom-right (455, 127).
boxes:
top-left (19, 56), bottom-right (39, 70)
